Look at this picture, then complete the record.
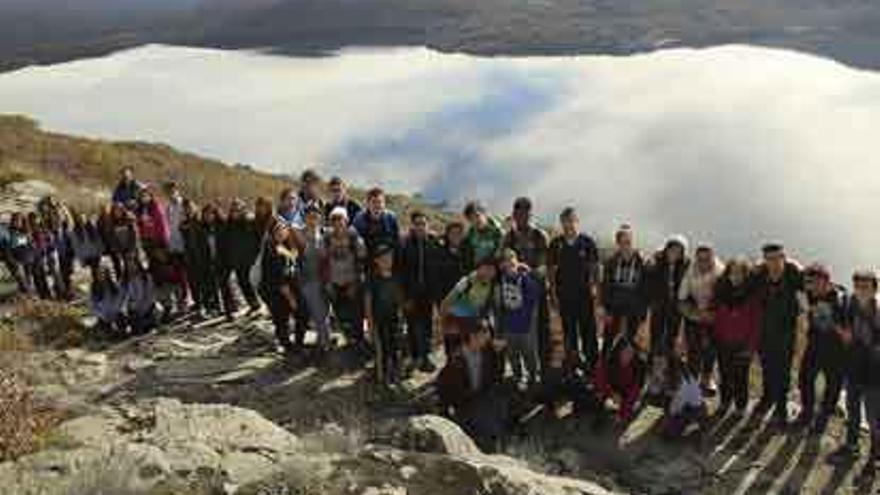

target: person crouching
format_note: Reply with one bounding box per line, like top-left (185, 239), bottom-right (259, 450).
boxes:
top-left (90, 267), bottom-right (128, 338)
top-left (437, 319), bottom-right (508, 452)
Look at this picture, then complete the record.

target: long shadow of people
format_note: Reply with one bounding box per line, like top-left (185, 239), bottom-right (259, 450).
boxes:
top-left (821, 451), bottom-right (858, 495)
top-left (776, 435), bottom-right (821, 493)
top-left (741, 429), bottom-right (806, 494)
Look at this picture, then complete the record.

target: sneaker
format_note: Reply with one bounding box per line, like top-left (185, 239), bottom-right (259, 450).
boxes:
top-left (700, 376), bottom-right (718, 397)
top-left (418, 359), bottom-right (437, 374)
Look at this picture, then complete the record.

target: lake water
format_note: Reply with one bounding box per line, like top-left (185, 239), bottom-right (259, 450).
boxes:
top-left (0, 44), bottom-right (878, 277)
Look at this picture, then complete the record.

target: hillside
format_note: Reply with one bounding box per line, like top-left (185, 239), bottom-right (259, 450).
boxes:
top-left (0, 115), bottom-right (442, 223)
top-left (4, 0), bottom-right (880, 72)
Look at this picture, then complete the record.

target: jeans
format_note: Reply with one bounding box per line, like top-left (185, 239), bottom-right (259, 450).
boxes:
top-left (505, 331), bottom-right (539, 384)
top-left (684, 320), bottom-right (716, 377)
top-left (405, 296), bottom-right (433, 362)
top-left (301, 280), bottom-right (331, 347)
top-left (760, 341), bottom-right (794, 417)
top-left (799, 334), bottom-right (845, 421)
top-left (329, 283), bottom-right (365, 345)
top-left (559, 294), bottom-right (597, 367)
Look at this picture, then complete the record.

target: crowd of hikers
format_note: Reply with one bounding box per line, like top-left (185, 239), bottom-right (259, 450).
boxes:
top-left (3, 166), bottom-right (880, 474)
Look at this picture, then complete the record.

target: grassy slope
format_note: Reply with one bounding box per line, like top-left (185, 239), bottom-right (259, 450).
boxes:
top-left (0, 114), bottom-right (446, 224)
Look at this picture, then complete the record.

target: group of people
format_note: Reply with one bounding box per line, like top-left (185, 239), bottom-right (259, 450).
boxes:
top-left (3, 167), bottom-right (880, 472)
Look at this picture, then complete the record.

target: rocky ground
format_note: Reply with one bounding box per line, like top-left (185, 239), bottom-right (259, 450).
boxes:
top-left (2, 296), bottom-right (879, 495)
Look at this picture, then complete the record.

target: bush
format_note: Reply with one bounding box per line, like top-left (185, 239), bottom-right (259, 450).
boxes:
top-left (0, 367), bottom-right (61, 462)
top-left (11, 297), bottom-right (90, 348)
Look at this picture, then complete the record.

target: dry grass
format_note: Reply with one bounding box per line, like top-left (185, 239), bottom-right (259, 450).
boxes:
top-left (0, 365), bottom-right (62, 462)
top-left (0, 114), bottom-right (449, 227)
top-left (9, 296), bottom-right (90, 348)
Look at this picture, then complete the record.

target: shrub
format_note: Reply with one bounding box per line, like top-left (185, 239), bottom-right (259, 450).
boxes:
top-left (11, 297), bottom-right (90, 348)
top-left (0, 367), bottom-right (61, 462)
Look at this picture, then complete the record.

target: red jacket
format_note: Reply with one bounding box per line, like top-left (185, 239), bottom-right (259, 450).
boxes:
top-left (136, 200), bottom-right (171, 248)
top-left (713, 297), bottom-right (762, 351)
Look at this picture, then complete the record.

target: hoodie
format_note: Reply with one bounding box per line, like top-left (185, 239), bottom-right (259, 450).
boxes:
top-left (136, 199), bottom-right (171, 249)
top-left (678, 254), bottom-right (725, 316)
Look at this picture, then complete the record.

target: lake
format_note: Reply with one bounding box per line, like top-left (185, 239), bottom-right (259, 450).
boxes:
top-left (0, 44), bottom-right (878, 277)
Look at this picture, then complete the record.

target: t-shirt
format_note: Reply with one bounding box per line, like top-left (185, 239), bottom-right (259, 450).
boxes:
top-left (327, 228), bottom-right (366, 286)
top-left (448, 273), bottom-right (494, 319)
top-left (464, 218), bottom-right (503, 269)
top-left (548, 233), bottom-right (598, 298)
top-left (497, 270), bottom-right (539, 335)
top-left (503, 225), bottom-right (549, 276)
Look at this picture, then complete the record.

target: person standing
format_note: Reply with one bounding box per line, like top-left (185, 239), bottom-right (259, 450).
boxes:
top-left (795, 263), bottom-right (847, 433)
top-left (112, 166), bottom-right (144, 211)
top-left (6, 213), bottom-right (34, 293)
top-left (502, 197), bottom-right (549, 369)
top-left (353, 187), bottom-right (400, 259)
top-left (135, 185), bottom-right (178, 319)
top-left (548, 207), bottom-right (600, 371)
top-left (495, 248), bottom-right (541, 387)
top-left (180, 200), bottom-right (214, 318)
top-left (219, 198), bottom-right (263, 316)
top-left (752, 243), bottom-right (804, 427)
top-left (164, 182), bottom-right (191, 312)
top-left (833, 270), bottom-right (880, 466)
top-left (678, 244), bottom-right (725, 395)
top-left (324, 207), bottom-right (368, 352)
top-left (462, 201), bottom-right (503, 272)
top-left (432, 221), bottom-right (468, 311)
top-left (365, 243), bottom-right (405, 385)
top-left (260, 222), bottom-right (300, 357)
top-left (298, 204), bottom-right (333, 353)
top-left (400, 211), bottom-right (439, 373)
top-left (713, 258), bottom-right (761, 416)
top-left (601, 224), bottom-right (649, 349)
top-left (324, 176), bottom-right (362, 225)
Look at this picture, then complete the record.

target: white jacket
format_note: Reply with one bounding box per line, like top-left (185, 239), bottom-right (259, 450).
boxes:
top-left (678, 257), bottom-right (725, 310)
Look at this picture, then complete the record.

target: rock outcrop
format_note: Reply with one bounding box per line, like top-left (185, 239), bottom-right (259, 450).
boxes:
top-left (0, 400), bottom-right (619, 495)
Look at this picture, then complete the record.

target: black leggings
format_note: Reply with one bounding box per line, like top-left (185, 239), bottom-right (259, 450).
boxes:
top-left (717, 342), bottom-right (751, 409)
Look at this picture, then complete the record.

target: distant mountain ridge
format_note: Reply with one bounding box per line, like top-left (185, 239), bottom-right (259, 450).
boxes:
top-left (3, 0), bottom-right (880, 71)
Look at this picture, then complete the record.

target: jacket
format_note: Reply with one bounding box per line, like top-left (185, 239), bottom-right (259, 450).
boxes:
top-left (136, 200), bottom-right (171, 248)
